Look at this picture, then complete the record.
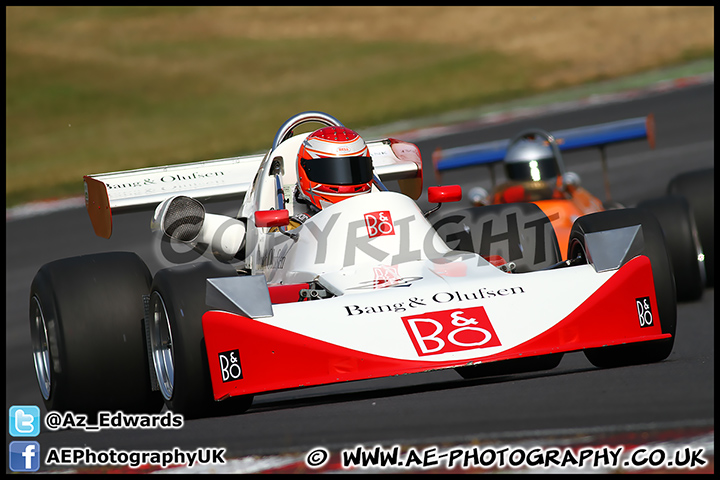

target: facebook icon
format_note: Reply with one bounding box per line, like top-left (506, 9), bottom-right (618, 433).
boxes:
top-left (9, 441), bottom-right (41, 472)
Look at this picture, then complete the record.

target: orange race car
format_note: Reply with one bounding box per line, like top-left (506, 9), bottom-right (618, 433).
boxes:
top-left (432, 116), bottom-right (712, 302)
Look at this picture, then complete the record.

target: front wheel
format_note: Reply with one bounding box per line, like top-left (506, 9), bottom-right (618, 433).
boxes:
top-left (29, 252), bottom-right (163, 416)
top-left (456, 353), bottom-right (563, 380)
top-left (431, 202), bottom-right (562, 273)
top-left (568, 209), bottom-right (677, 368)
top-left (435, 203), bottom-right (565, 378)
top-left (149, 262), bottom-right (254, 419)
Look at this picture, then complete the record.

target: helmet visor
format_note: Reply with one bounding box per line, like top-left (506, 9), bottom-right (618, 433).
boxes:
top-left (506, 157), bottom-right (558, 182)
top-left (301, 156), bottom-right (374, 186)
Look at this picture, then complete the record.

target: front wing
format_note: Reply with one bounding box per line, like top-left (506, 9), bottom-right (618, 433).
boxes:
top-left (202, 255), bottom-right (669, 400)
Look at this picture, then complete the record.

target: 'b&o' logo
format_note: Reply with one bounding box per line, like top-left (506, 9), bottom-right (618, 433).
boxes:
top-left (219, 349), bottom-right (243, 382)
top-left (364, 211), bottom-right (395, 238)
top-left (636, 297), bottom-right (653, 328)
top-left (402, 306), bottom-right (501, 356)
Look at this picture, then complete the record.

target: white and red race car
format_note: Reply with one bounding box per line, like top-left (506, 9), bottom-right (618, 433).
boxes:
top-left (30, 111), bottom-right (677, 420)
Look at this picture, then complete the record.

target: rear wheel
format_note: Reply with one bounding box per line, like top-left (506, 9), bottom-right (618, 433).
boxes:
top-left (568, 209), bottom-right (677, 368)
top-left (29, 252), bottom-right (163, 416)
top-left (149, 261), bottom-right (254, 419)
top-left (667, 168), bottom-right (714, 287)
top-left (637, 195), bottom-right (705, 302)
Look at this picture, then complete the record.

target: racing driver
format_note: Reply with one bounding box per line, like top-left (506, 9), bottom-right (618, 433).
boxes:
top-left (470, 134), bottom-right (580, 206)
top-left (152, 126), bottom-right (374, 262)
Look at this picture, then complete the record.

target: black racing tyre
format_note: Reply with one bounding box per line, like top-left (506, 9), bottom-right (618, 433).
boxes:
top-left (456, 353), bottom-right (563, 380)
top-left (637, 195), bottom-right (705, 302)
top-left (29, 252), bottom-right (163, 417)
top-left (432, 203), bottom-right (565, 379)
top-left (430, 202), bottom-right (563, 273)
top-left (568, 209), bottom-right (677, 368)
top-left (149, 261), bottom-right (254, 419)
top-left (667, 168), bottom-right (714, 287)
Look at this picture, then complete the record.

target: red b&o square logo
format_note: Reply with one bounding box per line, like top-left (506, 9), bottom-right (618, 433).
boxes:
top-left (402, 306), bottom-right (501, 356)
top-left (364, 211), bottom-right (395, 238)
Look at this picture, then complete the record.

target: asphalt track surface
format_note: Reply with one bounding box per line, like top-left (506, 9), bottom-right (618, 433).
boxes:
top-left (6, 82), bottom-right (714, 473)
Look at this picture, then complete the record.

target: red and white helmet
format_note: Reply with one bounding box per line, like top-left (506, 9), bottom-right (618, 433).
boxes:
top-left (297, 126), bottom-right (374, 210)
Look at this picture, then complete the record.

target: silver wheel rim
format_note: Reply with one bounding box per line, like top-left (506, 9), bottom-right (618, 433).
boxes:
top-left (150, 292), bottom-right (175, 401)
top-left (30, 296), bottom-right (52, 401)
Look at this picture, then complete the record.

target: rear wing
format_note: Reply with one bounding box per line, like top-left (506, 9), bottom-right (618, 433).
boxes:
top-left (84, 138), bottom-right (422, 238)
top-left (433, 114), bottom-right (656, 181)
